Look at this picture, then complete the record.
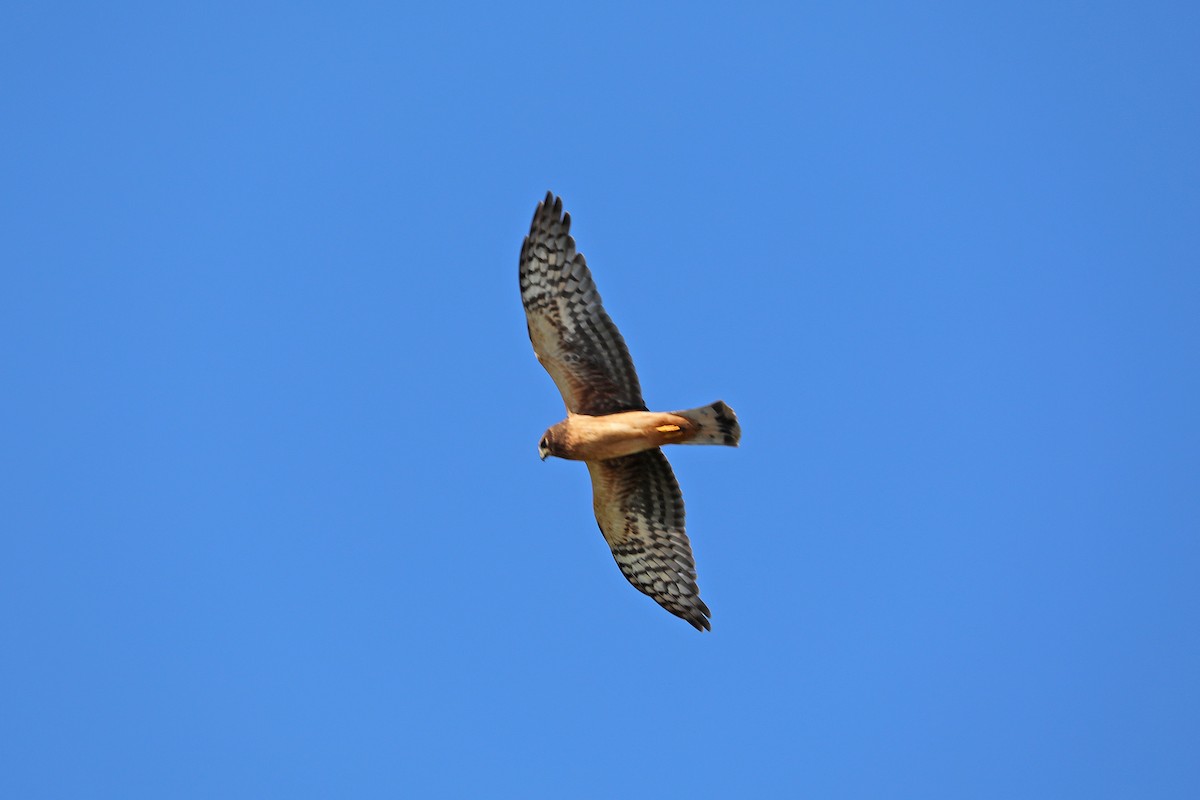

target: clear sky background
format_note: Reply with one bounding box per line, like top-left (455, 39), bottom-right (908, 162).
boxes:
top-left (2, 2), bottom-right (1198, 797)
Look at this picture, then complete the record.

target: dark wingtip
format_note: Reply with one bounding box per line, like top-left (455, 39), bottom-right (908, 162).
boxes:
top-left (532, 192), bottom-right (565, 228)
top-left (534, 192), bottom-right (568, 226)
top-left (681, 599), bottom-right (712, 632)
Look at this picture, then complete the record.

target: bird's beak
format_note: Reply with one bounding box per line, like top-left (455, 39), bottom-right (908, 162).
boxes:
top-left (539, 449), bottom-right (548, 461)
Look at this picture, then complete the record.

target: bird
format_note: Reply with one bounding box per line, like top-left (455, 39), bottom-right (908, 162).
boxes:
top-left (519, 192), bottom-right (741, 631)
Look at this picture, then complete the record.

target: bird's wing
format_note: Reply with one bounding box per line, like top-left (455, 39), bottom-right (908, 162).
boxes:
top-left (519, 192), bottom-right (646, 415)
top-left (587, 449), bottom-right (711, 631)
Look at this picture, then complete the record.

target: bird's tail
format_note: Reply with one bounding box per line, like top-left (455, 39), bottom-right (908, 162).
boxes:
top-left (674, 401), bottom-right (741, 447)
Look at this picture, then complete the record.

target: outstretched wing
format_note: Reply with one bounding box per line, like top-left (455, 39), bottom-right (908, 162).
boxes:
top-left (519, 192), bottom-right (646, 415)
top-left (586, 449), bottom-right (711, 631)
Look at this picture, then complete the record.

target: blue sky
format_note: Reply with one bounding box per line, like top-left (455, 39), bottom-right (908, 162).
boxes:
top-left (2, 2), bottom-right (1198, 797)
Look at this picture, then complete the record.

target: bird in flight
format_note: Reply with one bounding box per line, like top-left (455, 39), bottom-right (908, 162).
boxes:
top-left (519, 192), bottom-right (741, 631)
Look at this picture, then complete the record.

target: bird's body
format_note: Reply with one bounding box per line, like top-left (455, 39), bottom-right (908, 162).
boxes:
top-left (541, 411), bottom-right (697, 461)
top-left (519, 192), bottom-right (740, 631)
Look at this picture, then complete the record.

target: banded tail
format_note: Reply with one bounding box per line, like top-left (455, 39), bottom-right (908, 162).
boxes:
top-left (675, 401), bottom-right (741, 447)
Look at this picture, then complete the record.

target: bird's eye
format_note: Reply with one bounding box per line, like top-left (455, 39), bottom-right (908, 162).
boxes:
top-left (540, 438), bottom-right (549, 450)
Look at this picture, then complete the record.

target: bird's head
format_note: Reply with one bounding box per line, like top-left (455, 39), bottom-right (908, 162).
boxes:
top-left (538, 427), bottom-right (560, 461)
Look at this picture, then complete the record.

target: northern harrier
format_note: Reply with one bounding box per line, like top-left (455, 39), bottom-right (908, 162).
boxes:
top-left (519, 192), bottom-right (741, 631)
